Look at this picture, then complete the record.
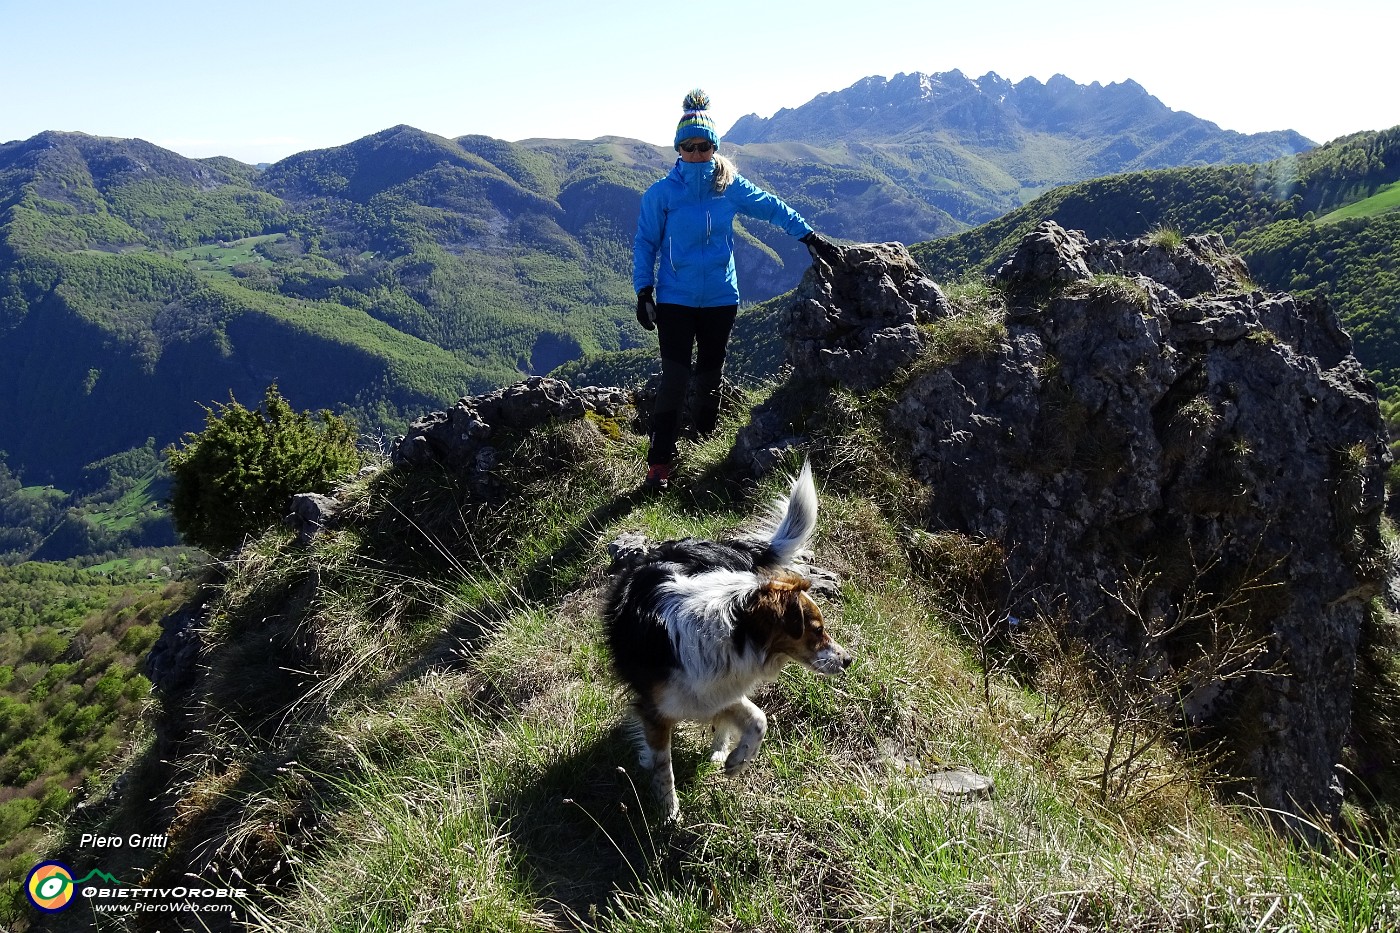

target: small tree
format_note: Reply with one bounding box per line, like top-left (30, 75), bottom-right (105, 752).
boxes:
top-left (166, 385), bottom-right (360, 553)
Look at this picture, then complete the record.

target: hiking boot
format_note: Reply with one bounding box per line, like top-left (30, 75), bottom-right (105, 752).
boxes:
top-left (642, 463), bottom-right (672, 492)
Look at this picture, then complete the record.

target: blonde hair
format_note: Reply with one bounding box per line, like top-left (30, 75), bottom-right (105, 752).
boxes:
top-left (712, 153), bottom-right (736, 193)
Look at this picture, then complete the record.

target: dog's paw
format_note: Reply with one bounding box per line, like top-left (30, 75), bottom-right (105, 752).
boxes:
top-left (723, 747), bottom-right (756, 776)
top-left (723, 731), bottom-right (763, 775)
top-left (653, 783), bottom-right (681, 822)
top-left (708, 731), bottom-right (735, 764)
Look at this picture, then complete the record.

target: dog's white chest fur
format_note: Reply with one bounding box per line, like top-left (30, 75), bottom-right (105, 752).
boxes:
top-left (653, 568), bottom-right (779, 719)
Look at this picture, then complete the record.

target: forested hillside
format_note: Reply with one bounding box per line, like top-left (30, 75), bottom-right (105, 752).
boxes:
top-left (0, 563), bottom-right (187, 921)
top-left (0, 129), bottom-right (642, 491)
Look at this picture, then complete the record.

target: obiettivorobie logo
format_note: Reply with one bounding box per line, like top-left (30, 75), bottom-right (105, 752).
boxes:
top-left (24, 862), bottom-right (123, 913)
top-left (24, 860), bottom-right (248, 917)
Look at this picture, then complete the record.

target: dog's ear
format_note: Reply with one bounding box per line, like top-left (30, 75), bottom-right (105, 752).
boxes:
top-left (754, 572), bottom-right (812, 638)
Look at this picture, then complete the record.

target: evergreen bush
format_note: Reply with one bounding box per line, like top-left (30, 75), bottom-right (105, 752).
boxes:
top-left (166, 385), bottom-right (360, 553)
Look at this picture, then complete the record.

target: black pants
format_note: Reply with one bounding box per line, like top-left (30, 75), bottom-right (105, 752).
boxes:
top-left (648, 303), bottom-right (738, 466)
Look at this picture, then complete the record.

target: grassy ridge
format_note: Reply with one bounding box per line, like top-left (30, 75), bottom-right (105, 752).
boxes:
top-left (45, 379), bottom-right (1400, 932)
top-left (1320, 181), bottom-right (1400, 223)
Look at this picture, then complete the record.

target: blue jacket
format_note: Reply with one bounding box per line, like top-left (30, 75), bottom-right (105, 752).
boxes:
top-left (633, 159), bottom-right (813, 307)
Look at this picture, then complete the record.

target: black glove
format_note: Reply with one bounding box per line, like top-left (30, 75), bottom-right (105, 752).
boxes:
top-left (636, 287), bottom-right (656, 330)
top-left (800, 231), bottom-right (838, 264)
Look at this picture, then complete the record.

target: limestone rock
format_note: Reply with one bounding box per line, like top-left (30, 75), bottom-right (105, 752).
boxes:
top-left (607, 532), bottom-right (655, 571)
top-left (284, 492), bottom-right (340, 546)
top-left (994, 220), bottom-right (1092, 287)
top-left (923, 768), bottom-right (995, 798)
top-left (145, 600), bottom-right (208, 698)
top-left (734, 221), bottom-right (1389, 831)
top-left (1086, 231), bottom-right (1251, 299)
top-left (785, 241), bottom-right (950, 392)
top-left (390, 376), bottom-right (630, 472)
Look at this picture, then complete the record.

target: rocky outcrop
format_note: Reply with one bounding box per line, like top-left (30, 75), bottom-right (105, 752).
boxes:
top-left (786, 241), bottom-right (952, 391)
top-left (735, 223), bottom-right (1390, 830)
top-left (733, 241), bottom-right (953, 474)
top-left (145, 599), bottom-right (210, 700)
top-left (284, 492), bottom-right (342, 546)
top-left (391, 375), bottom-right (630, 479)
top-left (274, 377), bottom-right (632, 552)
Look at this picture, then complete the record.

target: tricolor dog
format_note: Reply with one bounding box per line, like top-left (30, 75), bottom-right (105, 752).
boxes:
top-left (602, 461), bottom-right (852, 819)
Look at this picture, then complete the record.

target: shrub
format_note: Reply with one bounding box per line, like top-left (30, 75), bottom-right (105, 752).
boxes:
top-left (117, 622), bottom-right (161, 655)
top-left (167, 385), bottom-right (361, 553)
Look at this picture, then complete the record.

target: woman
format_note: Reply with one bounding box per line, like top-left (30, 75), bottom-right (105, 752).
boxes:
top-left (633, 89), bottom-right (835, 491)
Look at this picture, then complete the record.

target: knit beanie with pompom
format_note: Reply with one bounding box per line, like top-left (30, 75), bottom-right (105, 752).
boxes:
top-left (674, 89), bottom-right (720, 151)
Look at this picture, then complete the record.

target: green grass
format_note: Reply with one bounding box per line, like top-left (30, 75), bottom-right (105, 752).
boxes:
top-left (1147, 224), bottom-right (1184, 250)
top-left (918, 280), bottom-right (1008, 370)
top-left (82, 474), bottom-right (163, 533)
top-left (82, 555), bottom-right (172, 576)
top-left (15, 485), bottom-right (67, 505)
top-left (49, 392), bottom-right (1400, 932)
top-left (1319, 182), bottom-right (1400, 223)
top-left (171, 232), bottom-right (288, 278)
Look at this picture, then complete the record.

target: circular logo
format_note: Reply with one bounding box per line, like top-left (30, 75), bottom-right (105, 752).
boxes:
top-left (25, 862), bottom-right (76, 913)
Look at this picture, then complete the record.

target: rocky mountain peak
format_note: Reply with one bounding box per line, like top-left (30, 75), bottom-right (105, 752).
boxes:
top-left (725, 71), bottom-right (1311, 157)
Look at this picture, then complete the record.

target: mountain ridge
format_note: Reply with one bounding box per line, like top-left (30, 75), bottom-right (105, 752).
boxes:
top-left (728, 70), bottom-right (1312, 156)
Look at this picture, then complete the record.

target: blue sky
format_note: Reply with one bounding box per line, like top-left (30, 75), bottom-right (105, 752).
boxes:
top-left (3, 0), bottom-right (1394, 164)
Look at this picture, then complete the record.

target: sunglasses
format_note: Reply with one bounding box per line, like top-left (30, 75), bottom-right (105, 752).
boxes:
top-left (680, 141), bottom-right (714, 153)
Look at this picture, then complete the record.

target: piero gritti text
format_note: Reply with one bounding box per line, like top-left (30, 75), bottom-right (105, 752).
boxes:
top-left (79, 832), bottom-right (169, 849)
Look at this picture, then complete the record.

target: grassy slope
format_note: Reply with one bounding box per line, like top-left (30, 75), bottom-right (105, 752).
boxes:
top-left (1319, 181), bottom-right (1400, 223)
top-left (50, 376), bottom-right (1400, 933)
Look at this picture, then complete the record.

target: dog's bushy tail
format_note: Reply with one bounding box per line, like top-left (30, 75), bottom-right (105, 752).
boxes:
top-left (760, 459), bottom-right (818, 567)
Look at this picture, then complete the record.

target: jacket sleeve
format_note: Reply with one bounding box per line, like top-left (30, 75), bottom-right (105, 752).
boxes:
top-left (728, 175), bottom-right (813, 238)
top-left (633, 185), bottom-right (666, 292)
